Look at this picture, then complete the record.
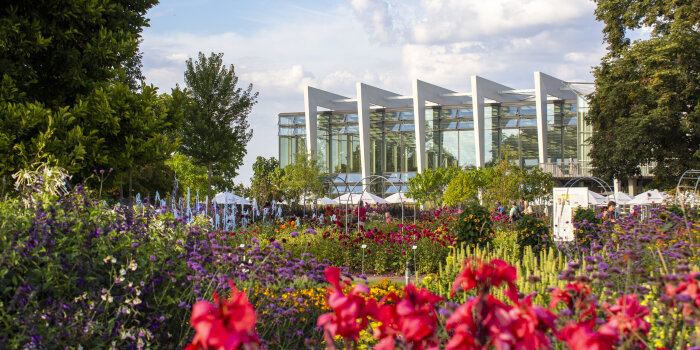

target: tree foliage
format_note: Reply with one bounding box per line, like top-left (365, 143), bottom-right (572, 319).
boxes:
top-left (281, 151), bottom-right (321, 207)
top-left (178, 52), bottom-right (258, 202)
top-left (588, 0), bottom-right (700, 185)
top-left (443, 161), bottom-right (553, 209)
top-left (250, 156), bottom-right (284, 205)
top-left (0, 0), bottom-right (157, 107)
top-left (407, 167), bottom-right (459, 206)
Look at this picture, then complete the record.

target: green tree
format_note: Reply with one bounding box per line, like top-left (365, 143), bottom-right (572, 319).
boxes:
top-left (165, 153), bottom-right (209, 203)
top-left (0, 0), bottom-right (157, 107)
top-left (587, 0), bottom-right (700, 185)
top-left (407, 167), bottom-right (459, 207)
top-left (281, 151), bottom-right (321, 207)
top-left (443, 168), bottom-right (489, 206)
top-left (250, 156), bottom-right (284, 205)
top-left (178, 52), bottom-right (258, 204)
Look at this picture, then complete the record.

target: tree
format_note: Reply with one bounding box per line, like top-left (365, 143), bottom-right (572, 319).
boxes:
top-left (250, 156), bottom-right (284, 205)
top-left (587, 0), bottom-right (700, 185)
top-left (407, 167), bottom-right (459, 207)
top-left (178, 52), bottom-right (258, 204)
top-left (0, 0), bottom-right (158, 107)
top-left (281, 151), bottom-right (321, 207)
top-left (165, 153), bottom-right (209, 204)
top-left (443, 168), bottom-right (489, 207)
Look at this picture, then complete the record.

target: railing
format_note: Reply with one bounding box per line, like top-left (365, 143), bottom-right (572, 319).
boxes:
top-left (539, 161), bottom-right (656, 178)
top-left (538, 162), bottom-right (593, 178)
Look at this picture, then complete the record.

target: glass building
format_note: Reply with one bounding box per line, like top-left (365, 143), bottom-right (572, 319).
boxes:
top-left (279, 72), bottom-right (598, 195)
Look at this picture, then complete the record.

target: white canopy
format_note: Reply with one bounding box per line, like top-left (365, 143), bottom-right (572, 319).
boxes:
top-left (588, 190), bottom-right (608, 205)
top-left (212, 192), bottom-right (250, 205)
top-left (384, 192), bottom-right (416, 204)
top-left (628, 190), bottom-right (667, 205)
top-left (607, 193), bottom-right (633, 205)
top-left (336, 192), bottom-right (388, 205)
top-left (316, 196), bottom-right (339, 205)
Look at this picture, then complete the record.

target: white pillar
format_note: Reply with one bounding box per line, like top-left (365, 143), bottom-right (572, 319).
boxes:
top-left (471, 76), bottom-right (486, 168)
top-left (356, 83), bottom-right (371, 190)
top-left (534, 72), bottom-right (548, 164)
top-left (303, 86), bottom-right (318, 156)
top-left (412, 80), bottom-right (426, 172)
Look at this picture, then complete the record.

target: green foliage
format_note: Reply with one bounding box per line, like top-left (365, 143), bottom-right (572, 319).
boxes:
top-left (251, 156), bottom-right (284, 205)
top-left (166, 153), bottom-right (209, 202)
top-left (481, 160), bottom-right (553, 210)
top-left (407, 167), bottom-right (459, 206)
top-left (0, 80), bottom-right (183, 198)
top-left (514, 216), bottom-right (552, 257)
top-left (443, 168), bottom-right (487, 206)
top-left (428, 243), bottom-right (568, 305)
top-left (572, 208), bottom-right (600, 247)
top-left (454, 203), bottom-right (494, 247)
top-left (281, 151), bottom-right (321, 206)
top-left (588, 0), bottom-right (700, 184)
top-left (178, 52), bottom-right (258, 201)
top-left (0, 0), bottom-right (157, 107)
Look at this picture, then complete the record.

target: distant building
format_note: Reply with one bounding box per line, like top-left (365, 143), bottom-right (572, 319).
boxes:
top-left (278, 72), bottom-right (649, 196)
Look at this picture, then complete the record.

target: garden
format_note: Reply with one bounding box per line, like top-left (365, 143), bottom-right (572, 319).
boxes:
top-left (2, 165), bottom-right (700, 350)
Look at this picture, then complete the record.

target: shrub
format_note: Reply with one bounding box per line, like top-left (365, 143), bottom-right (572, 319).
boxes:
top-left (454, 203), bottom-right (493, 247)
top-left (572, 207), bottom-right (600, 247)
top-left (515, 215), bottom-right (553, 257)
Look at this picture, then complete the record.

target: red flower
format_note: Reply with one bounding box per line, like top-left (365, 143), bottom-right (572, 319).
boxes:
top-left (603, 294), bottom-right (650, 337)
top-left (451, 259), bottom-right (518, 302)
top-left (317, 267), bottom-right (378, 341)
top-left (188, 280), bottom-right (259, 350)
top-left (374, 285), bottom-right (443, 349)
top-left (558, 322), bottom-right (618, 350)
top-left (665, 272), bottom-right (700, 317)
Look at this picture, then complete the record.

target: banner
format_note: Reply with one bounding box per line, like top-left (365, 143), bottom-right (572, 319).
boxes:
top-left (552, 187), bottom-right (588, 242)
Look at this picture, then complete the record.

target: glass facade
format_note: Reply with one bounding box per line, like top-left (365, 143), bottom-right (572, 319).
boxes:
top-left (278, 114), bottom-right (306, 168)
top-left (279, 96), bottom-right (592, 196)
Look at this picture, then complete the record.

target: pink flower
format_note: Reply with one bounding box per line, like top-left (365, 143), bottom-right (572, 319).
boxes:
top-left (603, 294), bottom-right (650, 338)
top-left (558, 322), bottom-right (618, 350)
top-left (317, 267), bottom-right (378, 341)
top-left (451, 259), bottom-right (518, 302)
top-left (187, 280), bottom-right (259, 350)
top-left (374, 285), bottom-right (443, 349)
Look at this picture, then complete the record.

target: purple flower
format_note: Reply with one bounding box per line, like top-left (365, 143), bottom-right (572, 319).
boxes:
top-left (290, 231), bottom-right (299, 237)
top-left (305, 228), bottom-right (317, 235)
top-left (149, 255), bottom-right (156, 262)
top-left (131, 243), bottom-right (139, 248)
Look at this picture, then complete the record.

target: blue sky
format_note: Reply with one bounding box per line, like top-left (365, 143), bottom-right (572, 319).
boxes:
top-left (141, 0), bottom-right (608, 185)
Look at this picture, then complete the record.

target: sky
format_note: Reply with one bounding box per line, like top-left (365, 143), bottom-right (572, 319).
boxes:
top-left (140, 0), bottom-right (608, 186)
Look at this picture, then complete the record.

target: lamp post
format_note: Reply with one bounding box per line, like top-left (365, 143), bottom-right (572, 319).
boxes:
top-left (412, 245), bottom-right (418, 283)
top-left (361, 244), bottom-right (367, 276)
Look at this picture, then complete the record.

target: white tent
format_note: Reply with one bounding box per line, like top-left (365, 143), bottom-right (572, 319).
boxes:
top-left (316, 196), bottom-right (339, 205)
top-left (212, 192), bottom-right (250, 205)
top-left (384, 192), bottom-right (416, 204)
top-left (628, 189), bottom-right (667, 205)
top-left (336, 192), bottom-right (388, 205)
top-left (588, 190), bottom-right (608, 205)
top-left (607, 193), bottom-right (633, 205)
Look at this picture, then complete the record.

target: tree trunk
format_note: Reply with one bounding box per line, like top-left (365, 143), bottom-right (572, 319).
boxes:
top-left (207, 163), bottom-right (213, 208)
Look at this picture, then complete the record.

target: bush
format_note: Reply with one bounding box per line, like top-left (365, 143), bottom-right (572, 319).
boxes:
top-left (572, 208), bottom-right (600, 247)
top-left (514, 215), bottom-right (552, 257)
top-left (454, 203), bottom-right (494, 247)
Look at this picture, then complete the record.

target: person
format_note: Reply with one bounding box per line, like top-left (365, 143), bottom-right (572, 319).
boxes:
top-left (518, 197), bottom-right (526, 213)
top-left (356, 200), bottom-right (367, 228)
top-left (602, 201), bottom-right (617, 220)
top-left (495, 201), bottom-right (505, 215)
top-left (509, 201), bottom-right (520, 223)
top-left (522, 200), bottom-right (534, 216)
top-left (385, 211), bottom-right (393, 224)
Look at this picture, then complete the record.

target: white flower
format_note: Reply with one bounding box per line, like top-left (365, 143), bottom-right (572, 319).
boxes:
top-left (120, 269), bottom-right (126, 276)
top-left (129, 262), bottom-right (138, 271)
